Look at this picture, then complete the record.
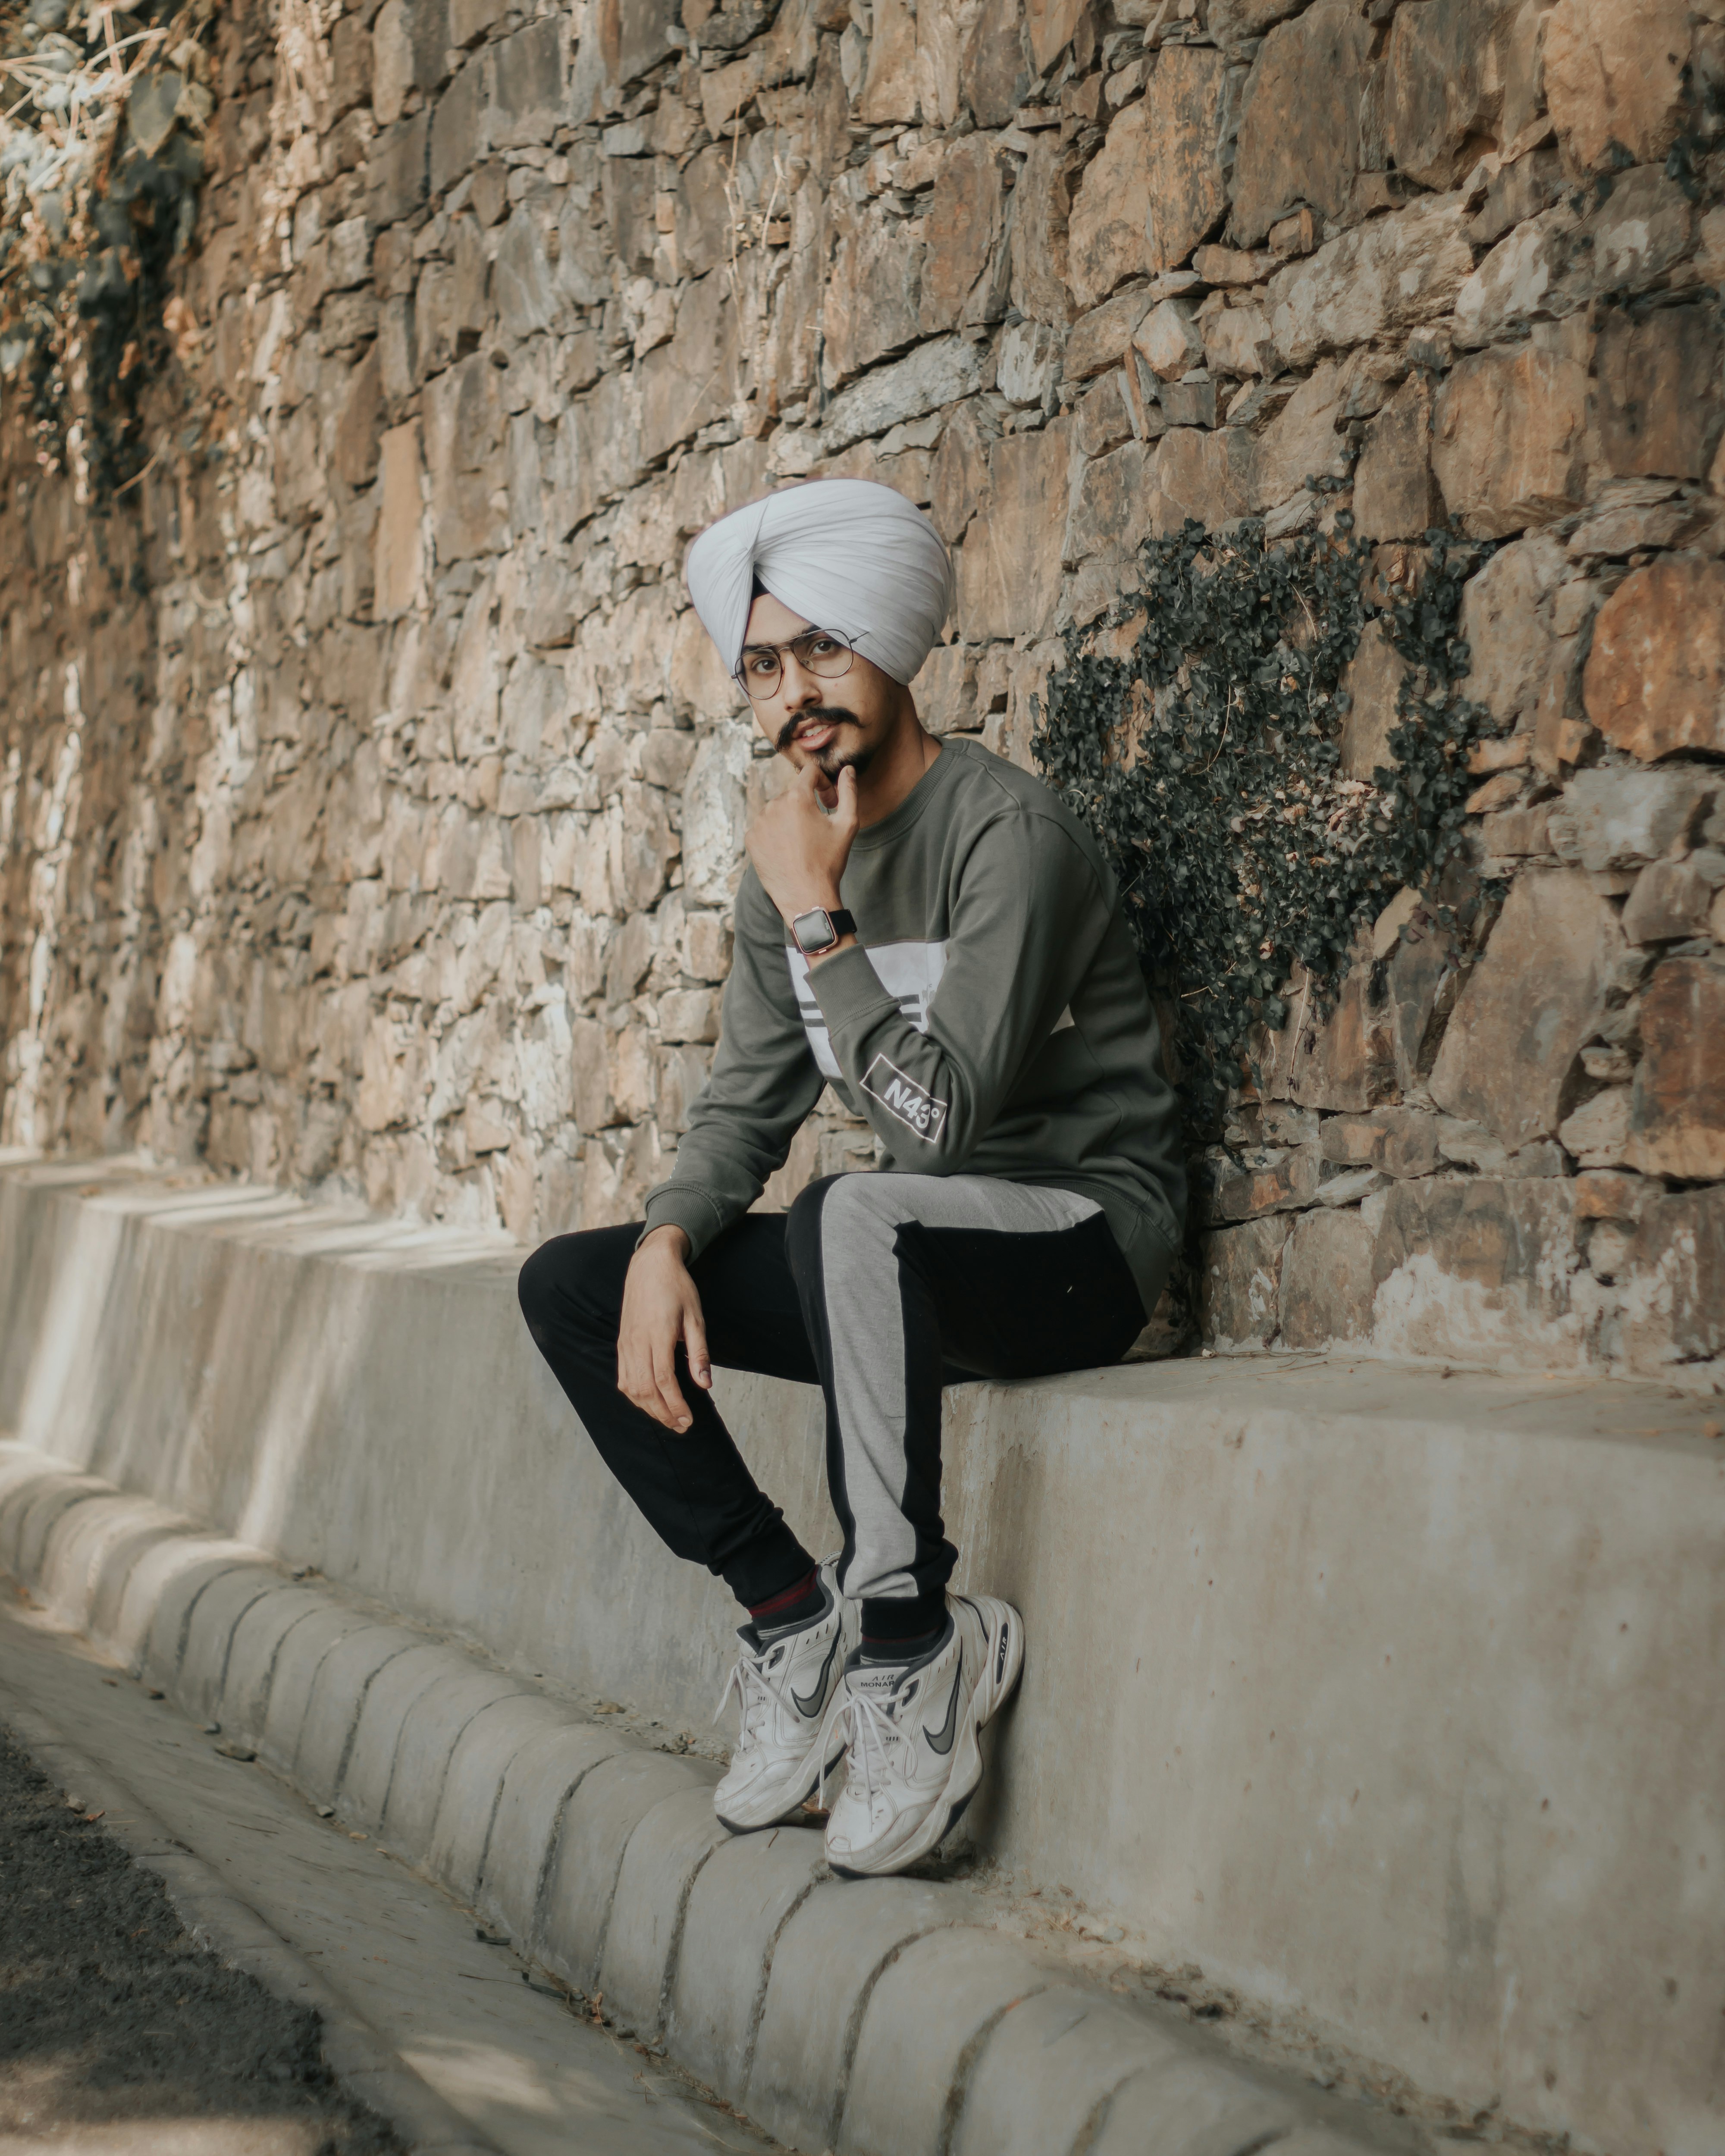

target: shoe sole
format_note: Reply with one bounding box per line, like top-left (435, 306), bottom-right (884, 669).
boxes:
top-left (715, 1731), bottom-right (846, 1833)
top-left (828, 1596), bottom-right (1024, 1879)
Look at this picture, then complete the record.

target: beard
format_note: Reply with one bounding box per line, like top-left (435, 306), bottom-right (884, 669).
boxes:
top-left (776, 706), bottom-right (878, 783)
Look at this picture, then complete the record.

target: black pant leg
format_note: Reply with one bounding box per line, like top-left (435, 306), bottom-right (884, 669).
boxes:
top-left (517, 1215), bottom-right (821, 1608)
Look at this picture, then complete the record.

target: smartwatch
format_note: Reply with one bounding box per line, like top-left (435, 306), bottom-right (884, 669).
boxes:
top-left (790, 907), bottom-right (856, 956)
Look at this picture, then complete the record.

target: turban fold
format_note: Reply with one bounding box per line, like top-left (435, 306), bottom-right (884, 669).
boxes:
top-left (684, 478), bottom-right (956, 688)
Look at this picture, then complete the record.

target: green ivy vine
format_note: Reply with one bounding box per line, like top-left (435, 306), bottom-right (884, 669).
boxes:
top-left (0, 0), bottom-right (213, 497)
top-left (1031, 511), bottom-right (1493, 1140)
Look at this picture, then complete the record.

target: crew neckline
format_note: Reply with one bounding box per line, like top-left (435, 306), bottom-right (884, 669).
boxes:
top-left (850, 736), bottom-right (966, 850)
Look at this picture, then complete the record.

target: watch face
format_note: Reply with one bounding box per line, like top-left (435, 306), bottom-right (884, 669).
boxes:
top-left (793, 908), bottom-right (837, 954)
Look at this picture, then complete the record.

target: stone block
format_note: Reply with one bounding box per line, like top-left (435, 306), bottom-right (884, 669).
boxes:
top-left (663, 1821), bottom-right (826, 2101)
top-left (135, 1550), bottom-right (256, 1695)
top-left (1352, 373), bottom-right (1443, 542)
top-left (1620, 1186), bottom-right (1725, 1368)
top-left (1321, 1107), bottom-right (1443, 1179)
top-left (919, 136), bottom-right (1009, 333)
top-left (1141, 44), bottom-right (1233, 273)
top-left (1075, 371), bottom-right (1136, 459)
top-left (1251, 358), bottom-right (1346, 511)
top-left (493, 207), bottom-right (559, 342)
top-left (217, 1585), bottom-right (329, 1738)
top-left (426, 1693), bottom-right (576, 1898)
top-left (1065, 289), bottom-right (1151, 383)
top-left (595, 1784), bottom-right (729, 2040)
top-left (538, 1747), bottom-right (716, 1985)
top-left (177, 1565), bottom-right (288, 1725)
top-left (1198, 1214), bottom-right (1290, 1347)
top-left (258, 1603), bottom-right (379, 1774)
top-left (1231, 0), bottom-right (1374, 247)
top-left (474, 1719), bottom-right (623, 1943)
top-left (425, 355), bottom-right (509, 563)
top-left (1337, 616), bottom-right (1405, 781)
top-left (1281, 1203), bottom-right (1378, 1344)
top-left (962, 0), bottom-right (1030, 128)
top-left (332, 345), bottom-right (382, 490)
top-left (1457, 535), bottom-right (1565, 730)
top-left (953, 1987), bottom-right (1193, 2156)
top-left (745, 1876), bottom-right (968, 2152)
top-left (957, 420), bottom-right (1072, 641)
top-left (364, 111), bottom-right (430, 228)
top-left (1064, 439), bottom-right (1153, 568)
top-left (1543, 0), bottom-right (1690, 171)
top-left (1582, 558), bottom-right (1725, 761)
top-left (488, 15), bottom-right (562, 149)
top-left (1429, 869), bottom-right (1625, 1148)
top-left (1068, 100), bottom-right (1156, 309)
top-left (841, 1927), bottom-right (1055, 2156)
top-left (1385, 0), bottom-right (1517, 189)
top-left (1010, 133), bottom-right (1079, 326)
top-left (1370, 1176), bottom-right (1584, 1362)
top-left (1625, 957), bottom-right (1725, 1180)
top-left (817, 335), bottom-right (988, 456)
top-left (861, 0), bottom-right (920, 124)
top-left (1207, 1143), bottom-right (1325, 1222)
top-left (1089, 2053), bottom-right (1295, 2156)
top-left (1133, 298), bottom-right (1204, 383)
top-left (1550, 767), bottom-right (1719, 870)
top-left (337, 1641), bottom-right (474, 1830)
top-left (1622, 859), bottom-right (1716, 945)
top-left (1151, 426), bottom-right (1254, 536)
top-left (379, 1665), bottom-right (527, 1862)
top-left (430, 58), bottom-right (486, 196)
top-left (1559, 1084), bottom-right (1632, 1168)
top-left (1267, 199), bottom-right (1474, 368)
top-left (30, 1492), bottom-right (151, 1633)
top-left (1204, 304), bottom-right (1280, 382)
top-left (593, 0), bottom-right (678, 88)
top-left (1594, 307), bottom-right (1725, 483)
top-left (1269, 953), bottom-right (1402, 1113)
top-left (1433, 346), bottom-right (1589, 537)
top-left (293, 1621), bottom-right (423, 1804)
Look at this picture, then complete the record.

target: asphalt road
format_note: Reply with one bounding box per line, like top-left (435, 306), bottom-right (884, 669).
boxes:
top-left (0, 1720), bottom-right (401, 2156)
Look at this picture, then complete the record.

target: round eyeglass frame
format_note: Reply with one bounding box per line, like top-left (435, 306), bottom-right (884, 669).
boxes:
top-left (733, 625), bottom-right (857, 702)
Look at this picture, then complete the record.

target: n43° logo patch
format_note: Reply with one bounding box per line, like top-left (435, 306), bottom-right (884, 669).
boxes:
top-left (862, 1053), bottom-right (949, 1142)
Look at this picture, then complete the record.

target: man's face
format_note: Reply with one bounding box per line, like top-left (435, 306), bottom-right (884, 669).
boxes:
top-left (737, 591), bottom-right (904, 787)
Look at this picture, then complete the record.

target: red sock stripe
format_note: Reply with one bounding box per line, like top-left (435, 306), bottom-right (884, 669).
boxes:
top-left (748, 1567), bottom-right (819, 1622)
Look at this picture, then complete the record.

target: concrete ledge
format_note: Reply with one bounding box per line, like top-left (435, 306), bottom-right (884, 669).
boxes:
top-left (0, 1157), bottom-right (1720, 2156)
top-left (0, 1442), bottom-right (1373, 2156)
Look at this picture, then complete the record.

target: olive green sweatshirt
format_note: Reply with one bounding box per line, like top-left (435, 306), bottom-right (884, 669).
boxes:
top-left (642, 737), bottom-right (1186, 1316)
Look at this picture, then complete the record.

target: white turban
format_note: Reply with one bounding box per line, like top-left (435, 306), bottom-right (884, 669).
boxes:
top-left (684, 478), bottom-right (956, 689)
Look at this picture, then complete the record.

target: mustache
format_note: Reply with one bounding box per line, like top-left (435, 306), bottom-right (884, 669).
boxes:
top-left (775, 706), bottom-right (859, 752)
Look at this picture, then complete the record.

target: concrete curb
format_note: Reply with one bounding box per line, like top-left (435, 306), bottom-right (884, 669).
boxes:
top-left (0, 1442), bottom-right (1378, 2156)
top-left (0, 1682), bottom-right (501, 2156)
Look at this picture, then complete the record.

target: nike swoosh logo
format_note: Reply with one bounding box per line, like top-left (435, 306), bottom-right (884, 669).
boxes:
top-left (925, 1657), bottom-right (963, 1755)
top-left (791, 1630), bottom-right (840, 1719)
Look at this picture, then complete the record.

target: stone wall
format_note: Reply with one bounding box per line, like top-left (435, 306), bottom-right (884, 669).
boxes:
top-left (0, 0), bottom-right (1721, 1385)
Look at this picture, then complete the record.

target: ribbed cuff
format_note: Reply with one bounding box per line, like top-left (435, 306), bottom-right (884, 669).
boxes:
top-left (638, 1185), bottom-right (723, 1264)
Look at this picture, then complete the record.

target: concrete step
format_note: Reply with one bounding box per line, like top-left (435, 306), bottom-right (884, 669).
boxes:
top-left (0, 1154), bottom-right (1719, 2156)
top-left (0, 1446), bottom-right (1383, 2156)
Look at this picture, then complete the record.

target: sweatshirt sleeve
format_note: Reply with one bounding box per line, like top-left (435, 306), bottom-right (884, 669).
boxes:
top-left (809, 807), bottom-right (1109, 1171)
top-left (640, 868), bottom-right (825, 1258)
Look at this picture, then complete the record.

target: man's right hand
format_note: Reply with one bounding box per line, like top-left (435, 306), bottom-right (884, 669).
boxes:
top-left (618, 1225), bottom-right (711, 1432)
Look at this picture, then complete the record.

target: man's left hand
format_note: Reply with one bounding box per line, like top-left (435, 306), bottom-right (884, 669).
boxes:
top-left (746, 762), bottom-right (859, 931)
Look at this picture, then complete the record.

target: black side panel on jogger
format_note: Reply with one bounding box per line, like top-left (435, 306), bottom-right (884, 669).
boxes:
top-left (517, 1173), bottom-right (1146, 1617)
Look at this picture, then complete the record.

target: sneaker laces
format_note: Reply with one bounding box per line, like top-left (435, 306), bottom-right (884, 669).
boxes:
top-left (713, 1645), bottom-right (780, 1747)
top-left (816, 1680), bottom-right (900, 1811)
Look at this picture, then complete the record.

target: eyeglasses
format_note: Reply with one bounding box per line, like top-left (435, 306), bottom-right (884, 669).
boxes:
top-left (734, 626), bottom-right (856, 701)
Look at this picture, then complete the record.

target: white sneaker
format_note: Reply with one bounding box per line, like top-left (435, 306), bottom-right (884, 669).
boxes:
top-left (712, 1564), bottom-right (856, 1833)
top-left (820, 1592), bottom-right (1023, 1879)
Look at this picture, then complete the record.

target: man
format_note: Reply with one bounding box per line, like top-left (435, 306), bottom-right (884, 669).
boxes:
top-left (519, 477), bottom-right (1183, 1879)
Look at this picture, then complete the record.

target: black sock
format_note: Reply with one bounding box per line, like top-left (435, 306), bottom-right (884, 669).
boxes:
top-left (860, 1591), bottom-right (947, 1663)
top-left (747, 1567), bottom-right (823, 1636)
